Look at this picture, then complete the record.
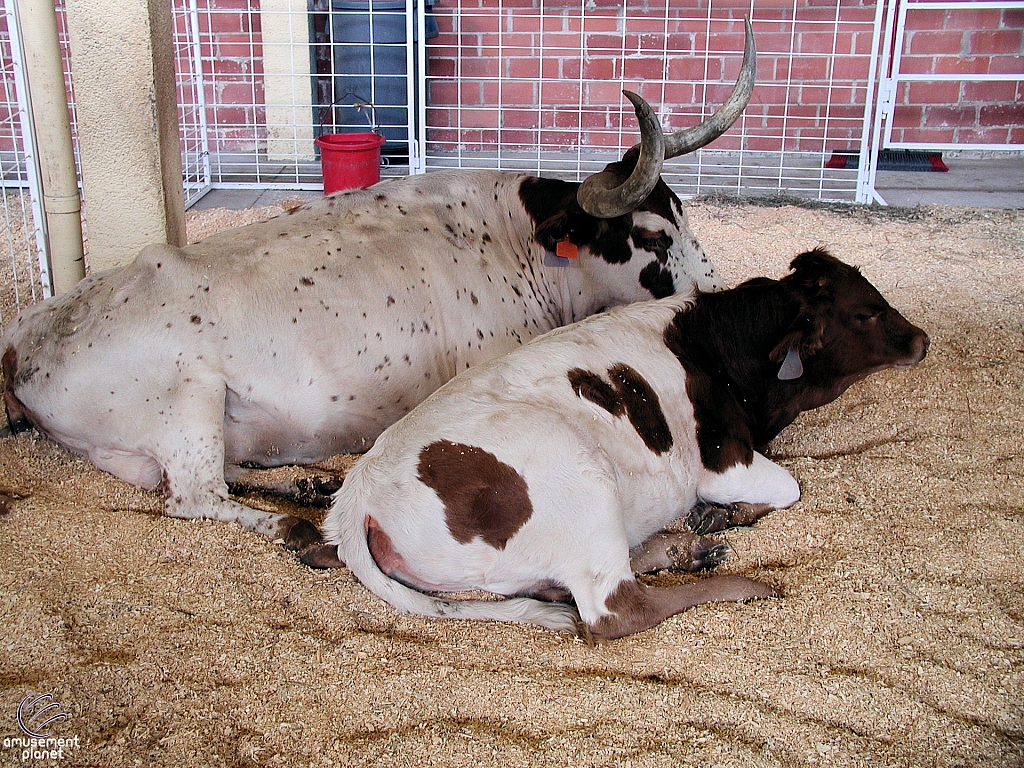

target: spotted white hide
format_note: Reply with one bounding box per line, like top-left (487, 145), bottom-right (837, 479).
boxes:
top-left (1, 170), bottom-right (717, 547)
top-left (2, 26), bottom-right (759, 547)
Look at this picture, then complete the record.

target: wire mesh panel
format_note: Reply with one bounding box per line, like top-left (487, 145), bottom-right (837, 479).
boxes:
top-left (879, 0), bottom-right (1024, 151)
top-left (422, 0), bottom-right (881, 202)
top-left (0, 0), bottom-right (54, 323)
top-left (180, 0), bottom-right (431, 188)
top-left (170, 0), bottom-right (886, 201)
top-left (175, 0), bottom-right (213, 206)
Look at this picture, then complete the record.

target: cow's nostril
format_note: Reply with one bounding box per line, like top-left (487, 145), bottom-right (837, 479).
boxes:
top-left (916, 333), bottom-right (930, 359)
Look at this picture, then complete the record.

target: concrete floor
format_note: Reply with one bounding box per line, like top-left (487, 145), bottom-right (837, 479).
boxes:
top-left (191, 154), bottom-right (1024, 211)
top-left (873, 155), bottom-right (1024, 208)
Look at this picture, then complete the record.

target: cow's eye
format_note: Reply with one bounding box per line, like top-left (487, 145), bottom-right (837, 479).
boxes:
top-left (855, 311), bottom-right (881, 323)
top-left (633, 230), bottom-right (669, 252)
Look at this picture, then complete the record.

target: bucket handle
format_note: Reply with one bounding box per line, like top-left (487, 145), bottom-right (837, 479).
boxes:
top-left (318, 92), bottom-right (389, 168)
top-left (319, 91), bottom-right (379, 136)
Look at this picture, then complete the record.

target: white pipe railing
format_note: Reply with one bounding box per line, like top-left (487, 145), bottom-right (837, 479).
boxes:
top-left (13, 0), bottom-right (85, 294)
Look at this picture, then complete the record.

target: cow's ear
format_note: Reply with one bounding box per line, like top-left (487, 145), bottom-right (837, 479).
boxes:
top-left (534, 211), bottom-right (599, 252)
top-left (769, 311), bottom-right (825, 365)
top-left (533, 212), bottom-right (571, 251)
top-left (787, 248), bottom-right (839, 300)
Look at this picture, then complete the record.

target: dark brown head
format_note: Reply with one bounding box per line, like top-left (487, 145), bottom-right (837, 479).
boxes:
top-left (665, 248), bottom-right (929, 458)
top-left (752, 249), bottom-right (929, 441)
top-left (772, 249), bottom-right (929, 383)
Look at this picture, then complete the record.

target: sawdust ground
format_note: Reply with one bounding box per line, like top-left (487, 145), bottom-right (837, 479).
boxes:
top-left (0, 197), bottom-right (1021, 768)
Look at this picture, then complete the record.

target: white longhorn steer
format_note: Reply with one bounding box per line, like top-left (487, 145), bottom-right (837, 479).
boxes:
top-left (1, 25), bottom-right (758, 549)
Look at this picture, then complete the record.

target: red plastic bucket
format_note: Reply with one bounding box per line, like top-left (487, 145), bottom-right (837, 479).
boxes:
top-left (315, 132), bottom-right (385, 194)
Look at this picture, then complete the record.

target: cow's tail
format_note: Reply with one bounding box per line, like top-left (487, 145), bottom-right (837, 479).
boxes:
top-left (328, 479), bottom-right (581, 635)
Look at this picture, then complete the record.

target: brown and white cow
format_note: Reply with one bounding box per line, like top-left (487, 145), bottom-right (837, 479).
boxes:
top-left (1, 25), bottom-right (757, 547)
top-left (309, 249), bottom-right (929, 639)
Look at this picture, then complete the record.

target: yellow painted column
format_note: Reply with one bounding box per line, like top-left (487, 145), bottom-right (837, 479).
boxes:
top-left (64, 0), bottom-right (185, 272)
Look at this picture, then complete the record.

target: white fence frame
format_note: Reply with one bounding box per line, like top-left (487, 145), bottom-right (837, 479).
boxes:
top-left (1, 0), bottom-right (52, 322)
top-left (878, 0), bottom-right (1024, 152)
top-left (864, 0), bottom-right (1024, 204)
top-left (3, 0), bottom-right (1022, 318)
top-left (415, 1), bottom-right (887, 204)
top-left (166, 0), bottom-right (892, 202)
top-left (177, 0), bottom-right (213, 208)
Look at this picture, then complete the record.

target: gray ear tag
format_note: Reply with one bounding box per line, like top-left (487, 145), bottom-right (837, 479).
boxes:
top-left (778, 346), bottom-right (803, 380)
top-left (543, 251), bottom-right (571, 267)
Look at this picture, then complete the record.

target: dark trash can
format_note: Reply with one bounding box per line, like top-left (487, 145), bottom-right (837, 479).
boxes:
top-left (323, 0), bottom-right (438, 162)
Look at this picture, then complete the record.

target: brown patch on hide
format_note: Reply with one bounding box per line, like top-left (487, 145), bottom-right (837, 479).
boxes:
top-left (638, 261), bottom-right (676, 299)
top-left (568, 368), bottom-right (622, 416)
top-left (417, 440), bottom-right (533, 550)
top-left (567, 364), bottom-right (673, 455)
top-left (607, 364), bottom-right (673, 454)
top-left (675, 356), bottom-right (756, 473)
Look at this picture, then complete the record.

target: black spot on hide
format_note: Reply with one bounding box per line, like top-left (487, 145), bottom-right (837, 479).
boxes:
top-left (639, 262), bottom-right (675, 299)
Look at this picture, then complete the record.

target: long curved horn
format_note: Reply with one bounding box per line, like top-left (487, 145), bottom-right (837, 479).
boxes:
top-left (664, 16), bottom-right (756, 160)
top-left (576, 90), bottom-right (665, 219)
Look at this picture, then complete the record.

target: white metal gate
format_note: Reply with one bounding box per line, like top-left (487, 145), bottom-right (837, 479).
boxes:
top-left (867, 0), bottom-right (1024, 202)
top-left (0, 0), bottom-right (52, 323)
top-left (167, 0), bottom-right (894, 203)
top-left (176, 0), bottom-right (213, 207)
top-left (877, 0), bottom-right (1024, 152)
top-left (418, 1), bottom-right (886, 204)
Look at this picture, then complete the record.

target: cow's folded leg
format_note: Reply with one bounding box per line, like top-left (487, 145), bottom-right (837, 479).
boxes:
top-left (685, 502), bottom-right (775, 534)
top-left (587, 576), bottom-right (779, 640)
top-left (629, 531), bottom-right (729, 574)
top-left (159, 432), bottom-right (322, 550)
top-left (164, 490), bottom-right (322, 550)
top-left (226, 465), bottom-right (343, 509)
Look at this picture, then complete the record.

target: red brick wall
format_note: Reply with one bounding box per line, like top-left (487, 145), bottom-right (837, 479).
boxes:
top-left (182, 0), bottom-right (267, 154)
top-left (3, 1), bottom-right (1021, 160)
top-left (424, 0), bottom-right (1023, 154)
top-left (890, 6), bottom-right (1024, 146)
top-left (424, 0), bottom-right (881, 153)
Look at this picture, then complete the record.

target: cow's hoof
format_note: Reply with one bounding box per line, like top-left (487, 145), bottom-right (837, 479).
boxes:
top-left (688, 538), bottom-right (730, 571)
top-left (299, 542), bottom-right (346, 569)
top-left (661, 537), bottom-right (730, 572)
top-left (294, 476), bottom-right (343, 508)
top-left (282, 517), bottom-right (322, 551)
top-left (686, 502), bottom-right (774, 534)
top-left (686, 503), bottom-right (729, 534)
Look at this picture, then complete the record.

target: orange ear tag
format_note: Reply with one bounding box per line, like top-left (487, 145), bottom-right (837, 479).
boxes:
top-left (556, 235), bottom-right (578, 259)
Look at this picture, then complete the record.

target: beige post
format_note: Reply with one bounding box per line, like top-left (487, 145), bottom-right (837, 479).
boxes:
top-left (16, 0), bottom-right (86, 293)
top-left (262, 0), bottom-right (316, 162)
top-left (64, 0), bottom-right (185, 272)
